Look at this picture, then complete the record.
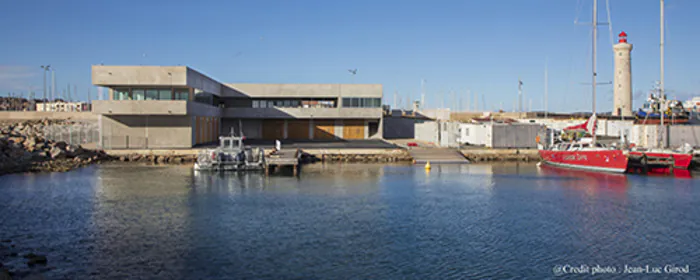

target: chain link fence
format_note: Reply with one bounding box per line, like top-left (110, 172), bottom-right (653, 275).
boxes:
top-left (42, 121), bottom-right (101, 149)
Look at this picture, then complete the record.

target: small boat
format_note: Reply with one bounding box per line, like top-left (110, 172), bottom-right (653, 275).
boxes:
top-left (194, 135), bottom-right (265, 171)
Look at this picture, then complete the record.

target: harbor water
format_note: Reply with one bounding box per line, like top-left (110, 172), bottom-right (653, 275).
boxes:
top-left (1, 163), bottom-right (699, 279)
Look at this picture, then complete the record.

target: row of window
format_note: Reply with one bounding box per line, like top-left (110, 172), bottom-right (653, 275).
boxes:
top-left (342, 98), bottom-right (381, 108)
top-left (113, 88), bottom-right (190, 101)
top-left (252, 99), bottom-right (337, 108)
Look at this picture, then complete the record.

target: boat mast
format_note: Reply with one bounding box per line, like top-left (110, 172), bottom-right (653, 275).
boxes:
top-left (659, 0), bottom-right (665, 147)
top-left (592, 0), bottom-right (598, 144)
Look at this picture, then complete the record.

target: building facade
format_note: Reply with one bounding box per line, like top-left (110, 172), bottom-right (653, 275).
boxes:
top-left (92, 65), bottom-right (383, 148)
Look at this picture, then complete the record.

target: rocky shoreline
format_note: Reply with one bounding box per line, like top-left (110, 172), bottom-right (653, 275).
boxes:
top-left (0, 120), bottom-right (111, 176)
top-left (460, 152), bottom-right (541, 162)
top-left (319, 153), bottom-right (413, 163)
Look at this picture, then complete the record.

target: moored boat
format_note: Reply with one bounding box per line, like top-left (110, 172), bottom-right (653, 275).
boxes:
top-left (194, 135), bottom-right (266, 171)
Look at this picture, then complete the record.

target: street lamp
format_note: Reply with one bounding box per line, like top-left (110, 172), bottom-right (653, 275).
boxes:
top-left (40, 65), bottom-right (50, 111)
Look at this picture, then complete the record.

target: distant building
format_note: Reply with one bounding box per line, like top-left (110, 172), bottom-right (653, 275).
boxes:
top-left (36, 101), bottom-right (89, 112)
top-left (92, 65), bottom-right (384, 148)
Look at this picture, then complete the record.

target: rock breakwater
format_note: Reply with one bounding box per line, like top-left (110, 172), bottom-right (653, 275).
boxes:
top-left (319, 153), bottom-right (413, 163)
top-left (0, 120), bottom-right (111, 176)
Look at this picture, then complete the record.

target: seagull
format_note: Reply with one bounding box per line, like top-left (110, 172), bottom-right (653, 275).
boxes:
top-left (348, 69), bottom-right (357, 75)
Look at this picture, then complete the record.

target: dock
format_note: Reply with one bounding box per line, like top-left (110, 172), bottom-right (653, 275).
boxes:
top-left (265, 149), bottom-right (302, 176)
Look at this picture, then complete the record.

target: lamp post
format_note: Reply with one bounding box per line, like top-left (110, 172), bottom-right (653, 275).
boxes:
top-left (40, 65), bottom-right (50, 111)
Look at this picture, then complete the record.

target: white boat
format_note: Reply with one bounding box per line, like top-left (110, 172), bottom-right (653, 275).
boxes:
top-left (194, 135), bottom-right (265, 171)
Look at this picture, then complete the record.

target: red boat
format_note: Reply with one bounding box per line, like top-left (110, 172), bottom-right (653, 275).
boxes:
top-left (539, 115), bottom-right (629, 173)
top-left (627, 150), bottom-right (693, 177)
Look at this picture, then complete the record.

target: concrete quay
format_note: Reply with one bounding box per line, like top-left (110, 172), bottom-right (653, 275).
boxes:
top-left (460, 149), bottom-right (540, 162)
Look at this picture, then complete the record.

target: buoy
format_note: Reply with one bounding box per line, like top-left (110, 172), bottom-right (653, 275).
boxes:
top-left (425, 161), bottom-right (431, 170)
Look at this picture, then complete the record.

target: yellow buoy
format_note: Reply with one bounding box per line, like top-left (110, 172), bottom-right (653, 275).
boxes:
top-left (425, 161), bottom-right (431, 170)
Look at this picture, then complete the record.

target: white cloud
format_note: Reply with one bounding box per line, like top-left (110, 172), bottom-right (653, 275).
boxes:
top-left (0, 65), bottom-right (38, 91)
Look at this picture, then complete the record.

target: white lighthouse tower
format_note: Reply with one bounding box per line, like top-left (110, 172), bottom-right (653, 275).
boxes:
top-left (613, 31), bottom-right (633, 117)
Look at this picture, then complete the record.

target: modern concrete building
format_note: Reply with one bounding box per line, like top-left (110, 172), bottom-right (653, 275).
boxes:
top-left (92, 65), bottom-right (383, 148)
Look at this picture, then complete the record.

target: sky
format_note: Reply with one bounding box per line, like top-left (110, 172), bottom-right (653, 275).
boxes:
top-left (1, 0), bottom-right (699, 113)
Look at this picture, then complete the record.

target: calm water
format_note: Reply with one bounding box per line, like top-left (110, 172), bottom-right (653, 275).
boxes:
top-left (1, 163), bottom-right (699, 279)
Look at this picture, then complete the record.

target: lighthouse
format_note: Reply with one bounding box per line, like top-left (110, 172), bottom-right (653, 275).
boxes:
top-left (613, 31), bottom-right (633, 117)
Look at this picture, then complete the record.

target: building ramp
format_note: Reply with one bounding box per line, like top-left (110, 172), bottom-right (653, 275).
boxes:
top-left (408, 148), bottom-right (470, 164)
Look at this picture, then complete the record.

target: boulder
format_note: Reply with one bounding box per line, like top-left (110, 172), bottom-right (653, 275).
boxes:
top-left (129, 154), bottom-right (142, 162)
top-left (52, 141), bottom-right (67, 150)
top-left (49, 146), bottom-right (67, 160)
top-left (24, 253), bottom-right (47, 266)
top-left (156, 156), bottom-right (167, 164)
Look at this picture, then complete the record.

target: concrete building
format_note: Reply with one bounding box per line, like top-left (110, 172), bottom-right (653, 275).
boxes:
top-left (91, 65), bottom-right (383, 148)
top-left (613, 31), bottom-right (633, 117)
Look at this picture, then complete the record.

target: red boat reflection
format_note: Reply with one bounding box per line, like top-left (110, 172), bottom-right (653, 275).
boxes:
top-left (537, 162), bottom-right (629, 189)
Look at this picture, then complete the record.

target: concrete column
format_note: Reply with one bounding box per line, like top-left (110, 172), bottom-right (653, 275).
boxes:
top-left (335, 119), bottom-right (343, 138)
top-left (364, 120), bottom-right (369, 139)
top-left (309, 119), bottom-right (314, 139)
top-left (108, 88), bottom-right (114, 100)
top-left (283, 119), bottom-right (288, 139)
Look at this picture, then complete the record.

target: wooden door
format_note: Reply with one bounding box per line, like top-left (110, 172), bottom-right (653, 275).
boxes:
top-left (262, 120), bottom-right (285, 140)
top-left (343, 120), bottom-right (365, 139)
top-left (314, 120), bottom-right (336, 140)
top-left (287, 120), bottom-right (310, 139)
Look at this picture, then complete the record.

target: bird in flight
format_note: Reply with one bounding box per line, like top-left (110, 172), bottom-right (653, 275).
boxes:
top-left (348, 69), bottom-right (357, 75)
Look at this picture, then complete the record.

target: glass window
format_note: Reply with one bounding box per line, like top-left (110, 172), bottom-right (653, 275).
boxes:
top-left (174, 89), bottom-right (189, 100)
top-left (351, 98), bottom-right (359, 107)
top-left (252, 100), bottom-right (259, 108)
top-left (260, 101), bottom-right (267, 108)
top-left (132, 89), bottom-right (145, 100)
top-left (283, 100), bottom-right (291, 107)
top-left (145, 90), bottom-right (158, 100)
top-left (114, 89), bottom-right (130, 100)
top-left (158, 89), bottom-right (172, 100)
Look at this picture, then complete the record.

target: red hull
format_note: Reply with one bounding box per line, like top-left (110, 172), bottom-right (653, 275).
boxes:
top-left (539, 150), bottom-right (629, 173)
top-left (627, 151), bottom-right (693, 177)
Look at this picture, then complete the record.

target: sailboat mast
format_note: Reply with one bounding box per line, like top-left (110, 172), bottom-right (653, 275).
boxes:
top-left (592, 0), bottom-right (598, 144)
top-left (659, 0), bottom-right (665, 147)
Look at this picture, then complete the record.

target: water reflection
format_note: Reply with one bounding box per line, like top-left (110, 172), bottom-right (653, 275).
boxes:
top-left (1, 163), bottom-right (699, 279)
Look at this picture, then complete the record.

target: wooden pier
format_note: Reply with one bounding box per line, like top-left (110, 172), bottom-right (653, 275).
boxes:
top-left (265, 149), bottom-right (302, 176)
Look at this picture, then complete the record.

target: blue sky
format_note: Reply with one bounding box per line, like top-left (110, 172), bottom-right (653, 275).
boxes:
top-left (1, 0), bottom-right (699, 112)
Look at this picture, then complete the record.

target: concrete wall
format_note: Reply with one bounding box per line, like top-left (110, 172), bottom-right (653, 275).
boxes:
top-left (414, 121), bottom-right (439, 144)
top-left (93, 100), bottom-right (189, 115)
top-left (669, 126), bottom-right (700, 148)
top-left (491, 124), bottom-right (541, 148)
top-left (223, 107), bottom-right (382, 119)
top-left (92, 100), bottom-right (221, 117)
top-left (92, 66), bottom-right (188, 86)
top-left (100, 115), bottom-right (192, 149)
top-left (186, 68), bottom-right (223, 95)
top-left (0, 111), bottom-right (97, 121)
top-left (383, 116), bottom-right (415, 139)
top-left (420, 109), bottom-right (452, 120)
top-left (223, 84), bottom-right (383, 98)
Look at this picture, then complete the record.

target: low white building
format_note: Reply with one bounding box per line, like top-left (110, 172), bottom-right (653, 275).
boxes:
top-left (36, 101), bottom-right (88, 112)
top-left (458, 122), bottom-right (543, 149)
top-left (414, 120), bottom-right (460, 147)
